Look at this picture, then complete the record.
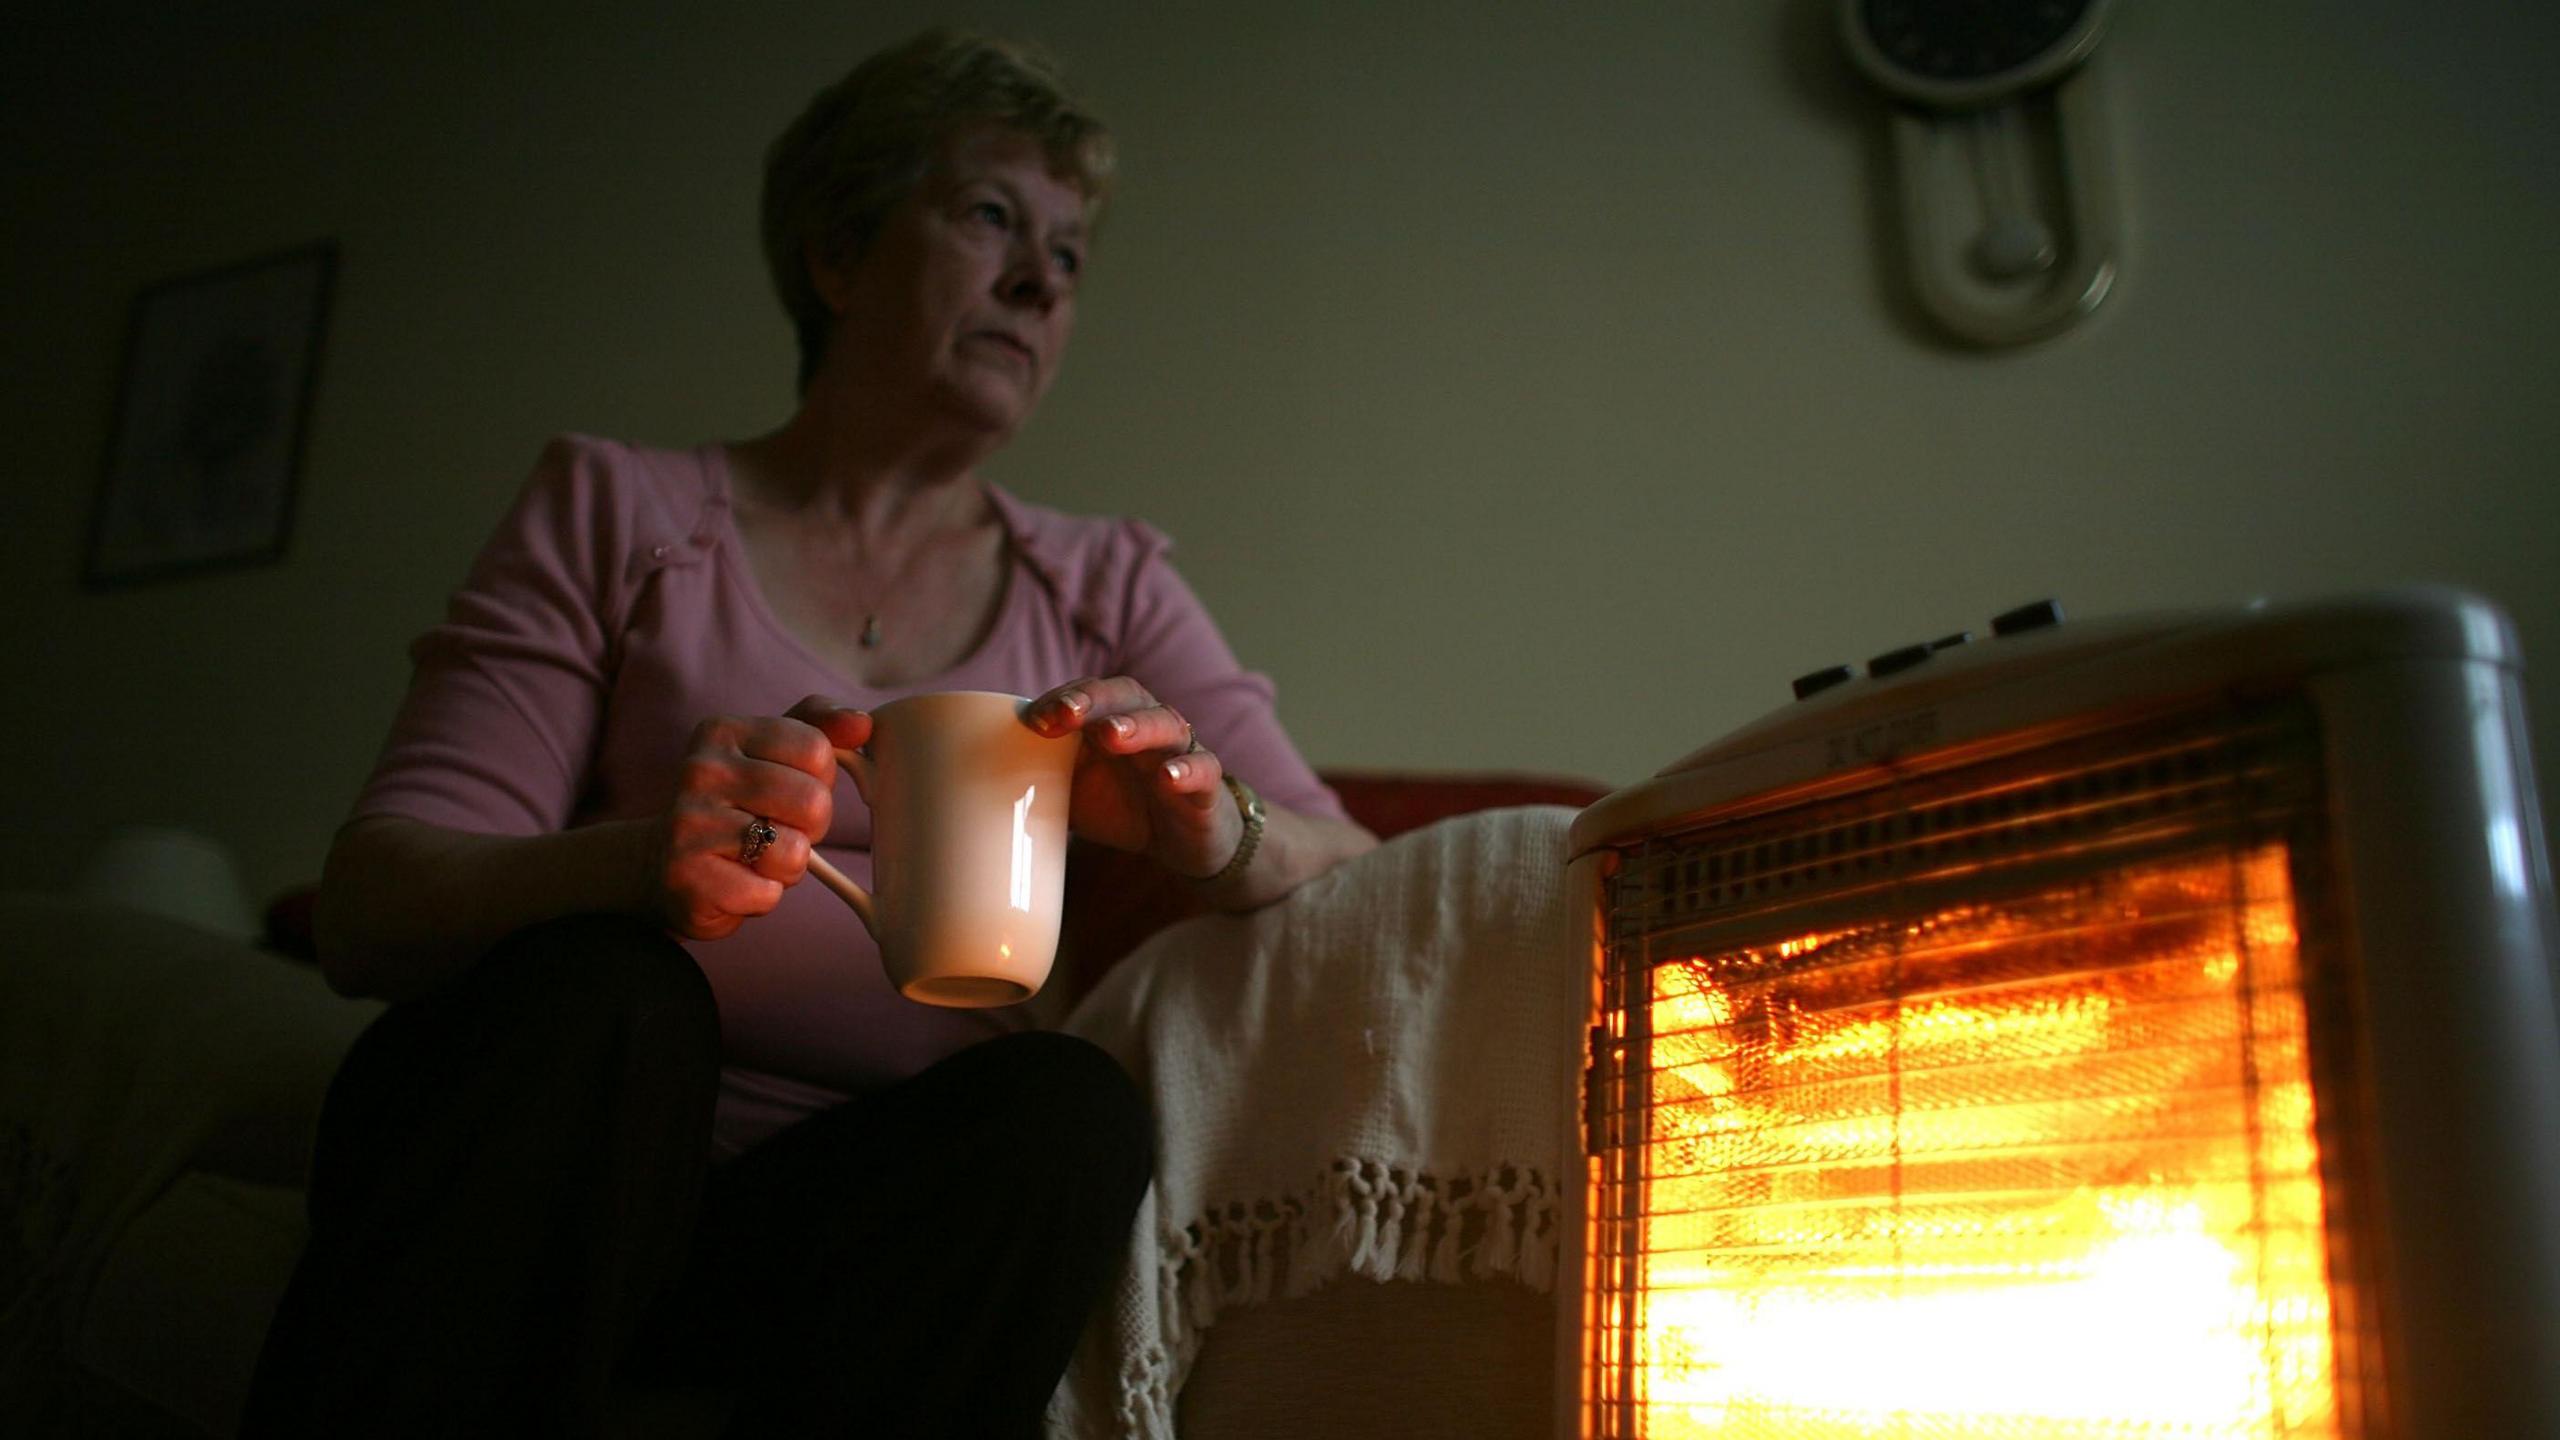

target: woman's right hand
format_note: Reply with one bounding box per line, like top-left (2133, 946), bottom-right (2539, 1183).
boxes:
top-left (646, 696), bottom-right (869, 939)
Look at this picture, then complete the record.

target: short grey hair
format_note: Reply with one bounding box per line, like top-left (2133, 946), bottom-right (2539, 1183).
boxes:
top-left (760, 28), bottom-right (1116, 392)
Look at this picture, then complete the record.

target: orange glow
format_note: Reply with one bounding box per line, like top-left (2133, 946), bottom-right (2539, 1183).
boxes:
top-left (1590, 844), bottom-right (2338, 1439)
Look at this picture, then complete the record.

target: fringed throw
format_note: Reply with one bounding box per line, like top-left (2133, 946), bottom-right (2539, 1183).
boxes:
top-left (1045, 807), bottom-right (1581, 1439)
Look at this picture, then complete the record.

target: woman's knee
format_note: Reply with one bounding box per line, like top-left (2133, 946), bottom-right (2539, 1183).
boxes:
top-left (963, 1031), bottom-right (1154, 1197)
top-left (463, 914), bottom-right (717, 1039)
top-left (337, 914), bottom-right (716, 1106)
top-left (307, 916), bottom-right (719, 1221)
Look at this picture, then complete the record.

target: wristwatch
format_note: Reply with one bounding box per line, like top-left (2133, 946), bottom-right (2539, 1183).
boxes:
top-left (1200, 774), bottom-right (1265, 886)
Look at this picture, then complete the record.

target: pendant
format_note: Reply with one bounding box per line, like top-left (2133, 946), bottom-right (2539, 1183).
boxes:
top-left (860, 614), bottom-right (882, 648)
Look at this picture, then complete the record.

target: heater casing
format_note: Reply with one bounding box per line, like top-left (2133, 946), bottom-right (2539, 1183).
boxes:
top-left (1559, 587), bottom-right (2560, 1440)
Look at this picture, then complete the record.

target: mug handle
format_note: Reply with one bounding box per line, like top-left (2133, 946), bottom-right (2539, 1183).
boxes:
top-left (804, 853), bottom-right (875, 933)
top-left (803, 747), bottom-right (877, 932)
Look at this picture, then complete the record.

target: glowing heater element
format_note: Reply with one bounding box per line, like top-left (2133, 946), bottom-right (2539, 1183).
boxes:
top-left (1592, 845), bottom-right (2337, 1439)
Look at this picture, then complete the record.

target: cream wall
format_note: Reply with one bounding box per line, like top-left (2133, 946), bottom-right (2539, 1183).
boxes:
top-left (6, 1), bottom-right (2556, 905)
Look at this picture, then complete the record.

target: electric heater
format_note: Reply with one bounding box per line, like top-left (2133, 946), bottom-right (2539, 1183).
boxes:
top-left (1560, 588), bottom-right (2560, 1440)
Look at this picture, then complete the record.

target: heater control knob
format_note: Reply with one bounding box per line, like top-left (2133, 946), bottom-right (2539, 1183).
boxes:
top-left (1869, 643), bottom-right (1933, 677)
top-left (1793, 664), bottom-right (1856, 700)
top-left (1991, 598), bottom-right (2064, 636)
top-left (1870, 629), bottom-right (1975, 680)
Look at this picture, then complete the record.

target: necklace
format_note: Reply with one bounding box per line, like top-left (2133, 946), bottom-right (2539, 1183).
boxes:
top-left (839, 514), bottom-right (985, 651)
top-left (725, 449), bottom-right (991, 659)
top-left (847, 537), bottom-right (939, 649)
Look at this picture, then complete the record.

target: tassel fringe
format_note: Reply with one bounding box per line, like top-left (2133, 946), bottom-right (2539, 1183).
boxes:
top-left (1110, 1156), bottom-right (1560, 1436)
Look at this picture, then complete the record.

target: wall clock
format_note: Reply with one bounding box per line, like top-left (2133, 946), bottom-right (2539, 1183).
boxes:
top-left (1840, 0), bottom-right (2123, 346)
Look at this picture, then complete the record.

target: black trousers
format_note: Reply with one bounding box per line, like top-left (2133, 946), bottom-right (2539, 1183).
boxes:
top-left (240, 914), bottom-right (1152, 1439)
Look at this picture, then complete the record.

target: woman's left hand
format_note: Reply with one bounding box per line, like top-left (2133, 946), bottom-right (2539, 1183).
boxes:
top-left (1028, 676), bottom-right (1242, 879)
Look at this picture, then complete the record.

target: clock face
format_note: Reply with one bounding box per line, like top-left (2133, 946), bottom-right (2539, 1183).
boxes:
top-left (1857, 0), bottom-right (2096, 83)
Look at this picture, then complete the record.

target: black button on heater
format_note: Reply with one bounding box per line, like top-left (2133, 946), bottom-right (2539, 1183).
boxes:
top-left (1803, 612), bottom-right (2024, 701)
top-left (1868, 631), bottom-right (1970, 680)
top-left (1868, 643), bottom-right (1932, 678)
top-left (1792, 664), bottom-right (1856, 700)
top-left (1992, 598), bottom-right (2063, 636)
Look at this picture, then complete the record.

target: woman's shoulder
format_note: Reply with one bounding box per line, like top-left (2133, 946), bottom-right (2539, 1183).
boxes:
top-left (985, 483), bottom-right (1164, 555)
top-left (499, 433), bottom-right (728, 564)
top-left (463, 435), bottom-right (730, 619)
top-left (989, 484), bottom-right (1176, 578)
top-left (522, 433), bottom-right (717, 520)
top-left (985, 483), bottom-right (1179, 642)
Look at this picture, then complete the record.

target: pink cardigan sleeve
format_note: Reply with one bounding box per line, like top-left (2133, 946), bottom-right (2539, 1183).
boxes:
top-left (350, 438), bottom-right (632, 836)
top-left (1107, 522), bottom-right (1349, 824)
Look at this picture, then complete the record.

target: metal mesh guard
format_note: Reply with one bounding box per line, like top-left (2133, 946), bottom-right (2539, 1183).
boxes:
top-left (1582, 703), bottom-right (2356, 1440)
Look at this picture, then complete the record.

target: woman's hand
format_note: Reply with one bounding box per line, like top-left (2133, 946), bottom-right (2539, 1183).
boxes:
top-left (1028, 677), bottom-right (1243, 879)
top-left (646, 696), bottom-right (868, 939)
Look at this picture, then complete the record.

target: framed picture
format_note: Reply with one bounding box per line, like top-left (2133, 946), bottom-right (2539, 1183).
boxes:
top-left (85, 241), bottom-right (337, 586)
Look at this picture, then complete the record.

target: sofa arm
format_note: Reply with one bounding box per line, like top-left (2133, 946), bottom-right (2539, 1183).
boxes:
top-left (0, 893), bottom-right (382, 1192)
top-left (1, 893), bottom-right (384, 1429)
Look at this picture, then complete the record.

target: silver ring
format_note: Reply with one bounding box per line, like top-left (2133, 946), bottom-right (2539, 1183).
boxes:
top-left (1183, 724), bottom-right (1202, 755)
top-left (740, 817), bottom-right (778, 867)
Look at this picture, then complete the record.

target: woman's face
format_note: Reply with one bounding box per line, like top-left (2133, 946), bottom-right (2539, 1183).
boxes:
top-left (815, 126), bottom-right (1090, 442)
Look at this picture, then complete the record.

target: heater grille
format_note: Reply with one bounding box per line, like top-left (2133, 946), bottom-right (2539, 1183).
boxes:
top-left (1608, 706), bottom-right (2320, 957)
top-left (1583, 701), bottom-right (2362, 1440)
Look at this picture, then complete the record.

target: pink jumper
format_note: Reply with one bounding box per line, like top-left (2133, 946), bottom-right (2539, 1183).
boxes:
top-left (351, 435), bottom-right (1344, 1156)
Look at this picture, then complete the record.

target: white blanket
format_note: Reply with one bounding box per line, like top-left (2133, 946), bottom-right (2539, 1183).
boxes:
top-left (1047, 806), bottom-right (1581, 1439)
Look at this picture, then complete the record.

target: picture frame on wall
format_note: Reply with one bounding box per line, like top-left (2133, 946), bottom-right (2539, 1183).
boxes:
top-left (84, 241), bottom-right (337, 587)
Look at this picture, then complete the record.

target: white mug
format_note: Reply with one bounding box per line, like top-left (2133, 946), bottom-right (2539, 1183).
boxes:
top-left (804, 691), bottom-right (1081, 1007)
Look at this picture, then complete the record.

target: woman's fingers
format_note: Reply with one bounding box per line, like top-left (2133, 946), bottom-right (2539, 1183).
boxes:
top-left (681, 716), bottom-right (835, 829)
top-left (1027, 680), bottom-right (1100, 736)
top-left (1161, 762), bottom-right (1228, 876)
top-left (669, 793), bottom-right (799, 876)
top-left (782, 694), bottom-right (871, 753)
top-left (657, 811), bottom-right (786, 938)
top-left (734, 711), bottom-right (841, 785)
top-left (1030, 675), bottom-right (1243, 873)
top-left (654, 712), bottom-right (854, 936)
top-left (1030, 675), bottom-right (1193, 754)
top-left (1095, 704), bottom-right (1194, 756)
top-left (733, 809), bottom-right (816, 882)
top-left (1155, 742), bottom-right (1224, 807)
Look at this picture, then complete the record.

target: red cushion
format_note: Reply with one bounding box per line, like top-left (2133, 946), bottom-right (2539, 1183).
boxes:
top-left (1317, 770), bottom-right (1611, 840)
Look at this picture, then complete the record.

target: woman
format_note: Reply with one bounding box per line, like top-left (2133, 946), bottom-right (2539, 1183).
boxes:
top-left (243, 28), bottom-right (1375, 1438)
